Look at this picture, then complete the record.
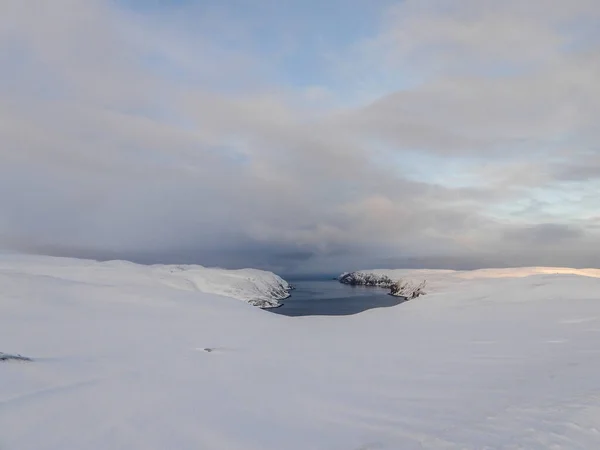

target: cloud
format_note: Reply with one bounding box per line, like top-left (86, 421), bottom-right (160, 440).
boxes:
top-left (504, 223), bottom-right (585, 245)
top-left (0, 0), bottom-right (599, 273)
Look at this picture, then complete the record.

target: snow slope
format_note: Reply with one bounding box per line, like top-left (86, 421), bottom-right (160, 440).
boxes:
top-left (0, 254), bottom-right (291, 307)
top-left (2, 256), bottom-right (600, 449)
top-left (340, 267), bottom-right (600, 292)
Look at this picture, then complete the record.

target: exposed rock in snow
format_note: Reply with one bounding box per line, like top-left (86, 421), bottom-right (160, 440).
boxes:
top-left (338, 271), bottom-right (395, 287)
top-left (389, 279), bottom-right (427, 299)
top-left (0, 352), bottom-right (32, 362)
top-left (340, 267), bottom-right (600, 295)
top-left (338, 271), bottom-right (427, 298)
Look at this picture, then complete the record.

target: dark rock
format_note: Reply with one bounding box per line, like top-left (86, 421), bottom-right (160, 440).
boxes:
top-left (338, 272), bottom-right (395, 288)
top-left (0, 352), bottom-right (32, 362)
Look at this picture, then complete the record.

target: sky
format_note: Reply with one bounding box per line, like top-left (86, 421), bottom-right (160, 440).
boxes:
top-left (1, 0), bottom-right (599, 274)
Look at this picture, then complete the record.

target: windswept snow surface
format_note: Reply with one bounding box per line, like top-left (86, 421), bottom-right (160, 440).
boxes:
top-left (3, 257), bottom-right (600, 449)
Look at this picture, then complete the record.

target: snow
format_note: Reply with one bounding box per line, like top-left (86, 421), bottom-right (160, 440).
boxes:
top-left (2, 256), bottom-right (600, 449)
top-left (341, 267), bottom-right (600, 293)
top-left (0, 254), bottom-right (291, 308)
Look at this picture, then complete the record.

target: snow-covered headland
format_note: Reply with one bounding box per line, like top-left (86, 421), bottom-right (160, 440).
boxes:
top-left (338, 271), bottom-right (428, 299)
top-left (338, 271), bottom-right (396, 287)
top-left (3, 255), bottom-right (600, 449)
top-left (0, 254), bottom-right (291, 308)
top-left (340, 267), bottom-right (600, 298)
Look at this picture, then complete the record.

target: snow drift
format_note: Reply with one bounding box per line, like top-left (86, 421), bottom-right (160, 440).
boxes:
top-left (3, 256), bottom-right (600, 449)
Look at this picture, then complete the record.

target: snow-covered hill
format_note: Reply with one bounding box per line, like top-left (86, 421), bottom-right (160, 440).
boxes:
top-left (3, 256), bottom-right (600, 449)
top-left (0, 254), bottom-right (291, 308)
top-left (339, 267), bottom-right (600, 292)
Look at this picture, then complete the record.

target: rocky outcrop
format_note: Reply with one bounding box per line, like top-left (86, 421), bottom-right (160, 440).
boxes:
top-left (0, 352), bottom-right (32, 362)
top-left (338, 271), bottom-right (427, 300)
top-left (246, 280), bottom-right (292, 308)
top-left (389, 280), bottom-right (427, 299)
top-left (338, 271), bottom-right (395, 288)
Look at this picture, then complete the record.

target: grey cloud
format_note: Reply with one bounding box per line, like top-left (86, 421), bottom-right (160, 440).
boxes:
top-left (1, 0), bottom-right (599, 274)
top-left (504, 224), bottom-right (585, 245)
top-left (552, 155), bottom-right (600, 182)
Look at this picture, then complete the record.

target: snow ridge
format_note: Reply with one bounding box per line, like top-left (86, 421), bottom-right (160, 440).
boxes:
top-left (0, 254), bottom-right (291, 308)
top-left (158, 265), bottom-right (291, 308)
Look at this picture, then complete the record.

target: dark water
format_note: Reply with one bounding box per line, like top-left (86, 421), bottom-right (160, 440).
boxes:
top-left (268, 280), bottom-right (404, 317)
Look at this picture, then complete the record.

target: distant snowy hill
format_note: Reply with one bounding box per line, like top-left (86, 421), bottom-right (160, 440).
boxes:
top-left (0, 254), bottom-right (291, 308)
top-left (339, 267), bottom-right (600, 292)
top-left (3, 256), bottom-right (600, 449)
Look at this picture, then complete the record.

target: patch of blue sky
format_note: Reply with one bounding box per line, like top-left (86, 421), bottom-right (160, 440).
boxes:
top-left (115, 0), bottom-right (401, 94)
top-left (369, 143), bottom-right (486, 188)
top-left (115, 0), bottom-right (191, 12)
top-left (490, 185), bottom-right (593, 223)
top-left (559, 15), bottom-right (600, 53)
